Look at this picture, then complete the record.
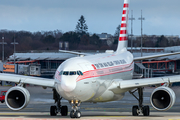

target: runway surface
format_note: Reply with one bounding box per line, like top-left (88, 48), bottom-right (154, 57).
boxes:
top-left (0, 86), bottom-right (180, 120)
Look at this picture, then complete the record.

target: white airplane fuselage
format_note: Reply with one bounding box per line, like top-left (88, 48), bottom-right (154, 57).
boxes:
top-left (54, 50), bottom-right (134, 102)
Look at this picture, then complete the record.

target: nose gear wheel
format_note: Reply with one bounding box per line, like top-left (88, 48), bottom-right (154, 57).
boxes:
top-left (70, 100), bottom-right (81, 118)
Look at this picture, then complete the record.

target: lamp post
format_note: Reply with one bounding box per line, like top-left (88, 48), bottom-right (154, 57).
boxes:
top-left (0, 36), bottom-right (7, 62)
top-left (138, 10), bottom-right (145, 58)
top-left (129, 10), bottom-right (135, 53)
top-left (11, 35), bottom-right (18, 64)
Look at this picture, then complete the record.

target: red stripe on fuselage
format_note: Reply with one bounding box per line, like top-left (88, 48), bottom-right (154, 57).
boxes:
top-left (76, 62), bottom-right (133, 82)
top-left (92, 64), bottom-right (96, 70)
top-left (55, 71), bottom-right (61, 82)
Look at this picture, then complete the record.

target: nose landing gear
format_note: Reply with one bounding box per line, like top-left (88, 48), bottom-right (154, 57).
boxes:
top-left (70, 100), bottom-right (81, 118)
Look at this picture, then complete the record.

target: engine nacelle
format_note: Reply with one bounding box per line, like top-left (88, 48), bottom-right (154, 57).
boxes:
top-left (150, 86), bottom-right (175, 111)
top-left (5, 86), bottom-right (30, 111)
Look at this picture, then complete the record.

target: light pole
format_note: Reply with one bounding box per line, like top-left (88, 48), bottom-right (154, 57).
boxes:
top-left (11, 35), bottom-right (18, 64)
top-left (129, 10), bottom-right (135, 53)
top-left (138, 10), bottom-right (145, 58)
top-left (0, 36), bottom-right (7, 62)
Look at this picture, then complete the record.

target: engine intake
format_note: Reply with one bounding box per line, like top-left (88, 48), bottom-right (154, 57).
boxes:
top-left (150, 86), bottom-right (175, 111)
top-left (5, 86), bottom-right (30, 111)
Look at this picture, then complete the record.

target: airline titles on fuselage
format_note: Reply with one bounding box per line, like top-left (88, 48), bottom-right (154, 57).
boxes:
top-left (93, 59), bottom-right (127, 69)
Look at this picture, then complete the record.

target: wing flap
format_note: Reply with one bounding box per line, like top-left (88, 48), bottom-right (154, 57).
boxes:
top-left (0, 73), bottom-right (55, 88)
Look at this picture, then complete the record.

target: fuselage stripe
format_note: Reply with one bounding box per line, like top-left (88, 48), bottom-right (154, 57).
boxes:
top-left (76, 62), bottom-right (134, 82)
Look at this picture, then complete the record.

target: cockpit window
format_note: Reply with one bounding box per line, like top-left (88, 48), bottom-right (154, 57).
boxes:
top-left (79, 71), bottom-right (83, 75)
top-left (59, 71), bottom-right (63, 75)
top-left (77, 71), bottom-right (80, 75)
top-left (63, 71), bottom-right (69, 75)
top-left (59, 71), bottom-right (83, 76)
top-left (77, 71), bottom-right (83, 75)
top-left (69, 71), bottom-right (76, 75)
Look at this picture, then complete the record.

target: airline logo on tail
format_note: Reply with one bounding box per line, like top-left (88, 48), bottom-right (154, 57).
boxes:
top-left (116, 0), bottom-right (129, 53)
top-left (119, 2), bottom-right (129, 41)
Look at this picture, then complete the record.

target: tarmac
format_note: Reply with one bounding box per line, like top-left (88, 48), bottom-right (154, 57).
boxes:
top-left (0, 112), bottom-right (180, 120)
top-left (0, 86), bottom-right (179, 120)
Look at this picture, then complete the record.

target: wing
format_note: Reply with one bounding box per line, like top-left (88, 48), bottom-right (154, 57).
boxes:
top-left (134, 51), bottom-right (180, 61)
top-left (109, 75), bottom-right (180, 91)
top-left (0, 73), bottom-right (55, 88)
top-left (59, 50), bottom-right (92, 56)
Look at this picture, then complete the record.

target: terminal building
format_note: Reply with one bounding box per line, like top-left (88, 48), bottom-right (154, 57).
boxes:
top-left (2, 46), bottom-right (180, 79)
top-left (4, 52), bottom-right (77, 78)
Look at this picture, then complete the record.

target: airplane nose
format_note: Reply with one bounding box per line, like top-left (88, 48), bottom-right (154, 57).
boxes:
top-left (61, 77), bottom-right (76, 92)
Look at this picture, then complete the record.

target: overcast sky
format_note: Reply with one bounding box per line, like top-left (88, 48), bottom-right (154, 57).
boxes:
top-left (0, 0), bottom-right (180, 36)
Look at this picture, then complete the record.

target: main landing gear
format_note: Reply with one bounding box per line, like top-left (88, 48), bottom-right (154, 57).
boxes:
top-left (129, 87), bottom-right (150, 116)
top-left (70, 100), bottom-right (81, 118)
top-left (50, 89), bottom-right (68, 116)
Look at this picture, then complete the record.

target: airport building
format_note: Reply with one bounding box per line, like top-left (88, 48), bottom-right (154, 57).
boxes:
top-left (4, 52), bottom-right (77, 78)
top-left (1, 46), bottom-right (180, 79)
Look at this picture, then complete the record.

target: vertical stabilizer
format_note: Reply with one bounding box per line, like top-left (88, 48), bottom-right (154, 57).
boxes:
top-left (116, 0), bottom-right (129, 53)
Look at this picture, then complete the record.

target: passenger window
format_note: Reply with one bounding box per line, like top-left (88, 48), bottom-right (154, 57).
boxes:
top-left (63, 71), bottom-right (69, 75)
top-left (70, 71), bottom-right (76, 75)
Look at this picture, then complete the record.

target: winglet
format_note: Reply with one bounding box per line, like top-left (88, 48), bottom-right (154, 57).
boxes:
top-left (116, 0), bottom-right (129, 53)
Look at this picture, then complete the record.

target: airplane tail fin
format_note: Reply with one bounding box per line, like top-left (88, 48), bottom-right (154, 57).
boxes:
top-left (116, 0), bottom-right (129, 53)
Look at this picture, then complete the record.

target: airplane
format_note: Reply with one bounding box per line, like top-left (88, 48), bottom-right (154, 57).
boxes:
top-left (1, 0), bottom-right (180, 118)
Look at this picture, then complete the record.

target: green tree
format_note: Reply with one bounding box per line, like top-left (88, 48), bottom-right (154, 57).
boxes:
top-left (75, 15), bottom-right (88, 34)
top-left (89, 34), bottom-right (101, 47)
top-left (113, 25), bottom-right (120, 45)
top-left (155, 35), bottom-right (169, 47)
top-left (114, 25), bottom-right (120, 37)
top-left (80, 34), bottom-right (89, 45)
top-left (41, 35), bottom-right (55, 44)
top-left (60, 32), bottom-right (80, 49)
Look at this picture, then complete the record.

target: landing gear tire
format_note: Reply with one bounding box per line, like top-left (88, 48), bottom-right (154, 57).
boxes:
top-left (75, 110), bottom-right (81, 118)
top-left (130, 88), bottom-right (150, 116)
top-left (143, 106), bottom-right (150, 116)
top-left (50, 106), bottom-right (57, 116)
top-left (61, 106), bottom-right (68, 116)
top-left (70, 110), bottom-right (75, 118)
top-left (132, 105), bottom-right (139, 116)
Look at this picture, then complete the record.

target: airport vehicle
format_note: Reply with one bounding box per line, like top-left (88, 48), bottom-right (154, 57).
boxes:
top-left (0, 0), bottom-right (180, 118)
top-left (0, 91), bottom-right (6, 103)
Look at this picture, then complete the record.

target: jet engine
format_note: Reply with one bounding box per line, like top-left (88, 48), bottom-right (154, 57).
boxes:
top-left (5, 86), bottom-right (30, 111)
top-left (150, 86), bottom-right (175, 111)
